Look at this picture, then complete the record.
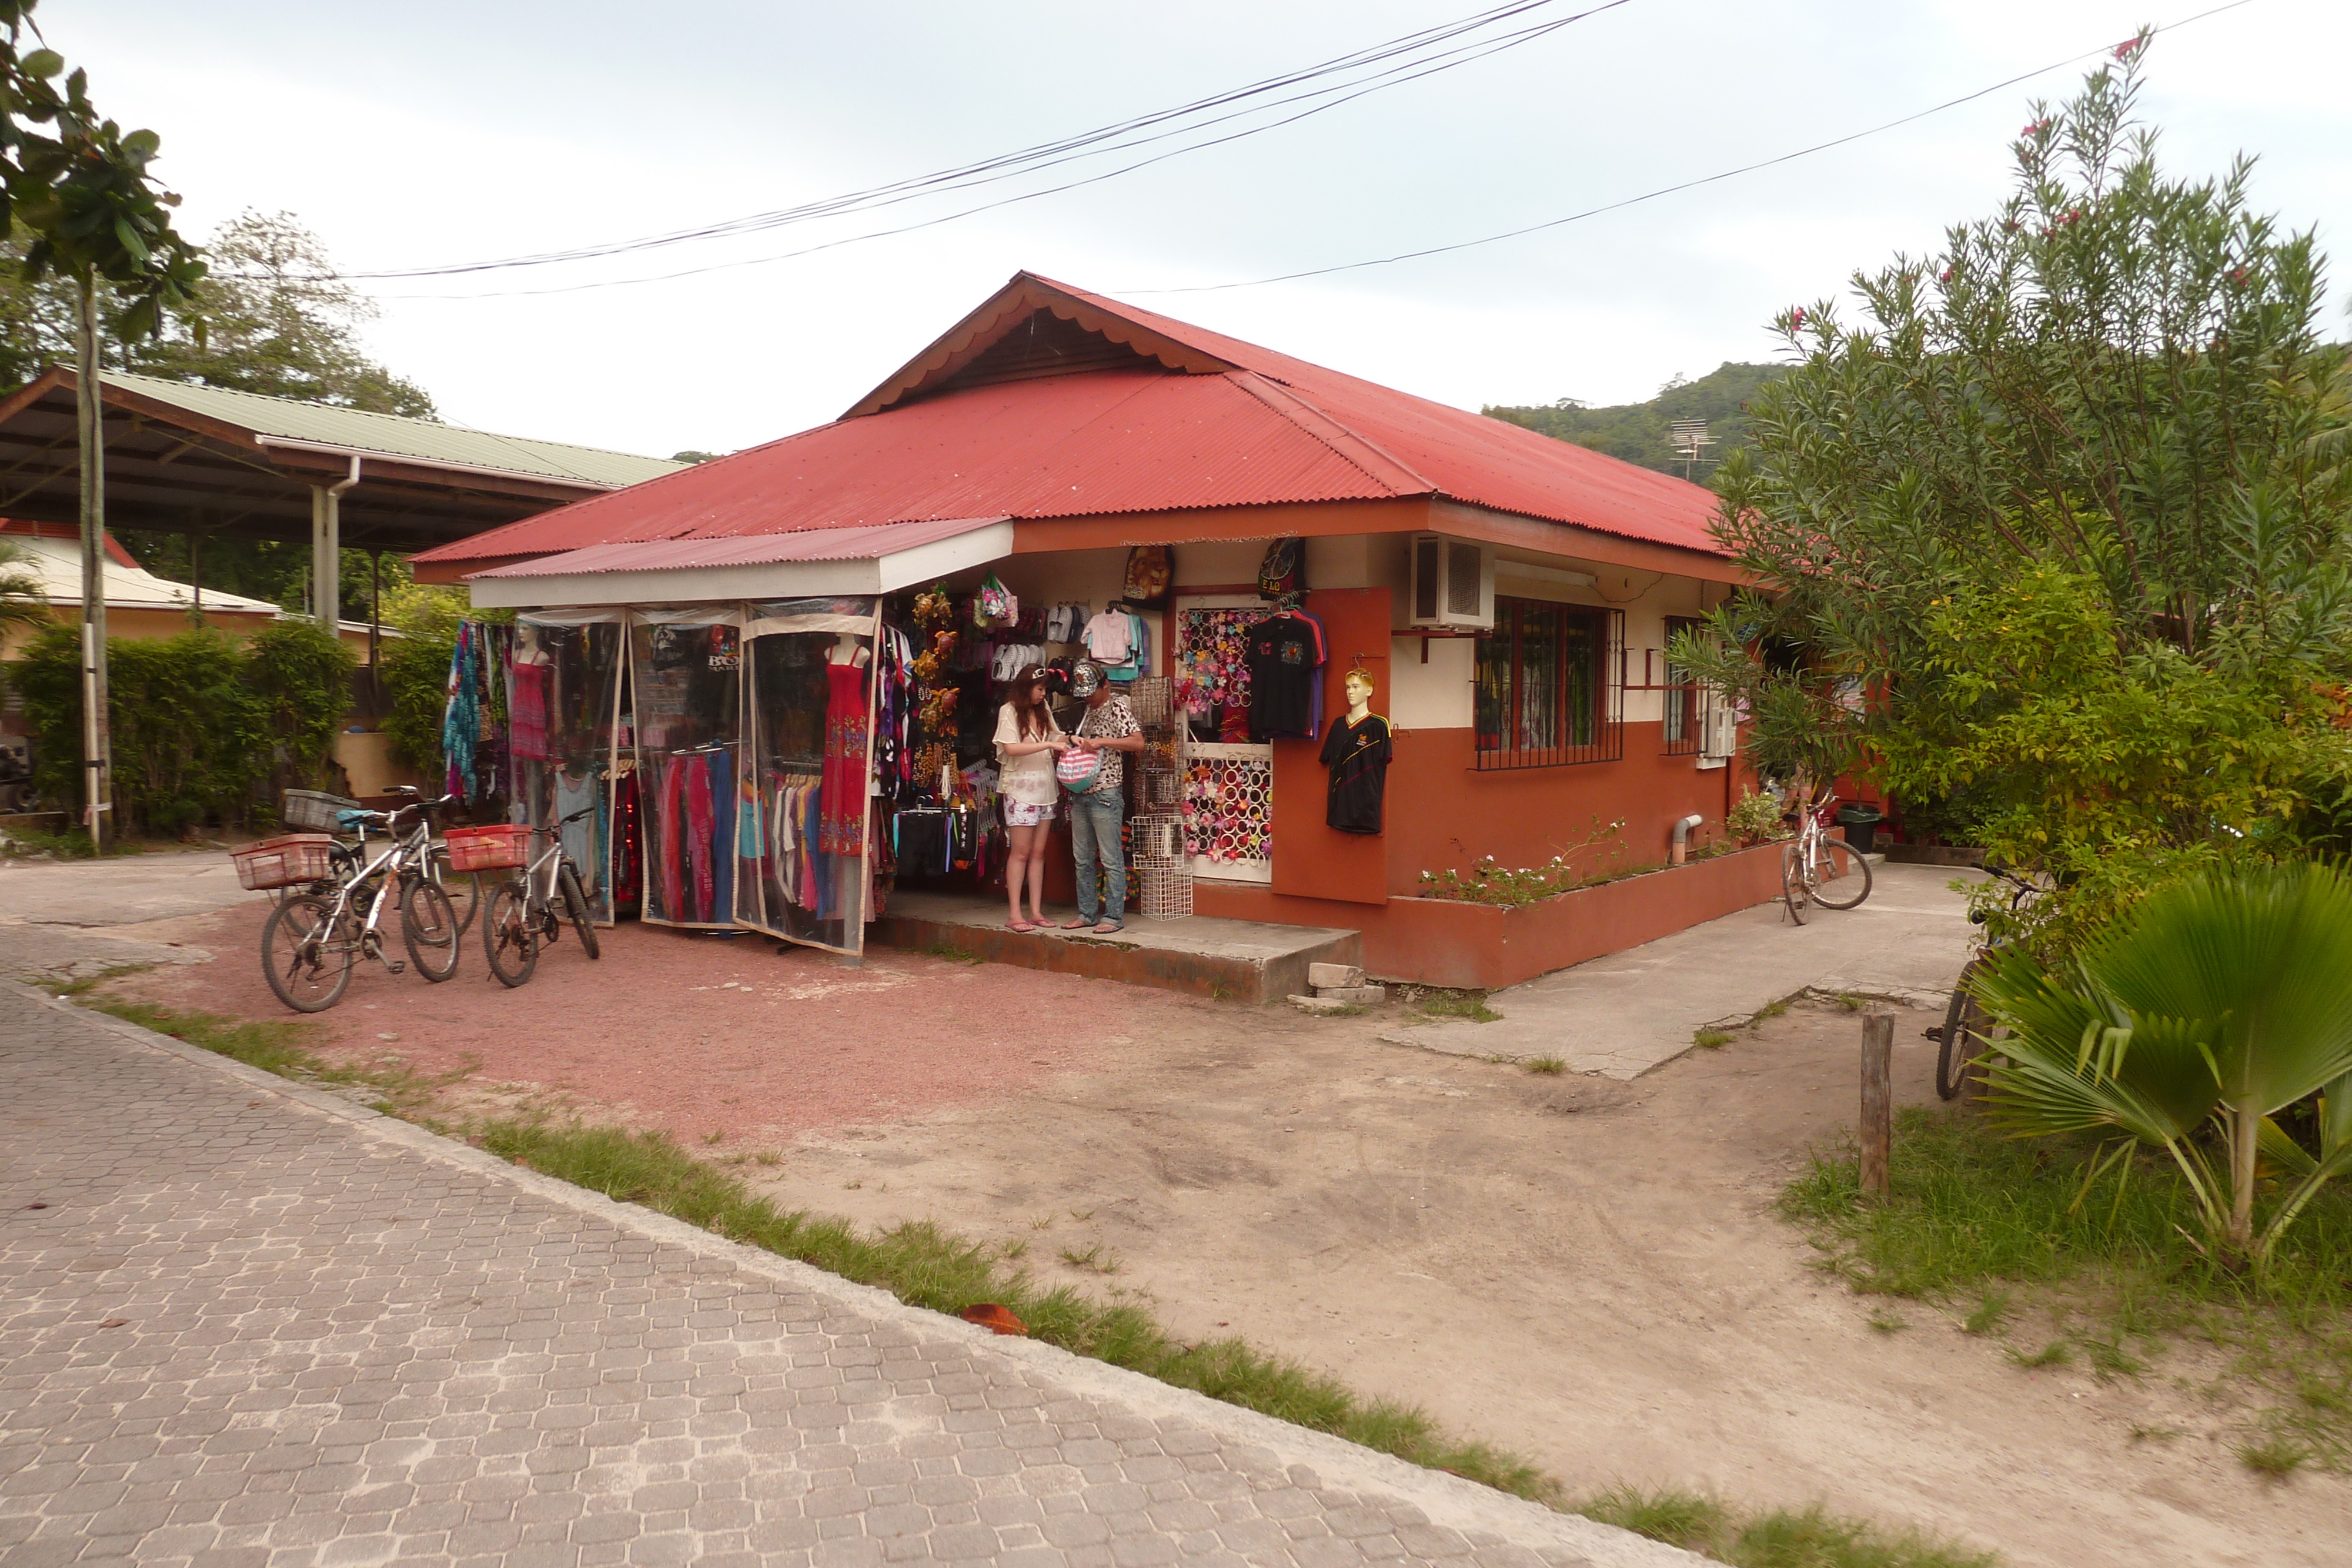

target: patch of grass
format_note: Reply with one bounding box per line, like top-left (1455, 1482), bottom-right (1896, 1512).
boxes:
top-left (999, 1239), bottom-right (1028, 1261)
top-left (34, 962), bottom-right (155, 999)
top-left (1755, 997), bottom-right (1792, 1021)
top-left (1867, 1310), bottom-right (1910, 1335)
top-left (1961, 1293), bottom-right (2012, 1337)
top-left (2129, 1423), bottom-right (2186, 1443)
top-left (2003, 1340), bottom-right (2071, 1370)
top-left (1835, 992), bottom-right (1869, 1012)
top-left (78, 998), bottom-right (463, 1115)
top-left (1059, 1243), bottom-right (1121, 1275)
top-left (1579, 1486), bottom-right (1996, 1567)
top-left (2239, 1436), bottom-right (2307, 1477)
top-left (1524, 1057), bottom-right (1567, 1075)
top-left (1693, 1028), bottom-right (1735, 1049)
top-left (753, 1151), bottom-right (783, 1168)
top-left (1207, 981), bottom-right (1235, 1002)
top-left (471, 1113), bottom-right (1552, 1498)
top-left (1405, 988), bottom-right (1502, 1024)
top-left (926, 941), bottom-right (983, 965)
top-left (701, 1129), bottom-right (725, 1146)
top-left (1779, 1103), bottom-right (2352, 1465)
top-left (0, 824), bottom-right (145, 860)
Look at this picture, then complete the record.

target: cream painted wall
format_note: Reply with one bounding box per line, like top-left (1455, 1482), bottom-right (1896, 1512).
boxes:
top-left (1388, 634), bottom-right (1475, 730)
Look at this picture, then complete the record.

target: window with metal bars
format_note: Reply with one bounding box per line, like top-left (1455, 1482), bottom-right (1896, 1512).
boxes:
top-left (1661, 614), bottom-right (1705, 756)
top-left (1472, 599), bottom-right (1623, 770)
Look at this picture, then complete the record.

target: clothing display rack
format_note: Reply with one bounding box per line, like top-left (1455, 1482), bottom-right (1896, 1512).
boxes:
top-left (1128, 676), bottom-right (1190, 920)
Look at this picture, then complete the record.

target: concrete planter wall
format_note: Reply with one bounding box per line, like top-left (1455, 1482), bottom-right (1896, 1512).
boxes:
top-left (1192, 838), bottom-right (1793, 990)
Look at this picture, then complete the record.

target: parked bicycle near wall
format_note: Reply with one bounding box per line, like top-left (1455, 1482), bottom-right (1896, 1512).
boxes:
top-left (1780, 785), bottom-right (1873, 923)
top-left (1934, 862), bottom-right (2045, 1101)
top-left (471, 803), bottom-right (603, 988)
top-left (240, 787), bottom-right (465, 1013)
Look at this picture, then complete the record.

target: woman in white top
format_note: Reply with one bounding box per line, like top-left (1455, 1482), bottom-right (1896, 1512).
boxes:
top-left (993, 666), bottom-right (1067, 932)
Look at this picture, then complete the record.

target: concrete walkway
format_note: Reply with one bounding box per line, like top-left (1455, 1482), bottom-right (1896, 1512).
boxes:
top-left (0, 982), bottom-right (1690, 1568)
top-left (1381, 862), bottom-right (1979, 1079)
top-left (0, 847), bottom-right (258, 987)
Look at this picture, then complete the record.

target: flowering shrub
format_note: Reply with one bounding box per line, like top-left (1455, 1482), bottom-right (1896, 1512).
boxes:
top-left (1725, 788), bottom-right (1789, 847)
top-left (1417, 818), bottom-right (1639, 907)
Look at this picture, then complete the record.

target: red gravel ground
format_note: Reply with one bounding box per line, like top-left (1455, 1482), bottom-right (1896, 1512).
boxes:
top-left (119, 901), bottom-right (1204, 1145)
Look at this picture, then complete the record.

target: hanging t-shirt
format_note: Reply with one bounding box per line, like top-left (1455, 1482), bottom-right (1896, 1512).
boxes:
top-left (1319, 713), bottom-right (1394, 834)
top-left (1245, 614), bottom-right (1322, 740)
top-left (1081, 610), bottom-right (1131, 663)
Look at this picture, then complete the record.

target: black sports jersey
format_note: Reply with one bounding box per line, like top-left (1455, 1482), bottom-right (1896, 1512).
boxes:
top-left (1319, 713), bottom-right (1392, 834)
top-left (1246, 616), bottom-right (1321, 740)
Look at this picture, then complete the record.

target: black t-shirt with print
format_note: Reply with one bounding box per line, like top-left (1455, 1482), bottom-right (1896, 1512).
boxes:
top-left (1319, 713), bottom-right (1393, 834)
top-left (1246, 616), bottom-right (1321, 740)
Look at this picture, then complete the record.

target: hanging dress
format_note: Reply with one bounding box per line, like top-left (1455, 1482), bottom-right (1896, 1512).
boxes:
top-left (820, 660), bottom-right (869, 855)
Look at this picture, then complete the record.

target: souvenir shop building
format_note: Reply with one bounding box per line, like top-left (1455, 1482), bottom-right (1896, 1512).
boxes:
top-left (413, 273), bottom-right (1771, 986)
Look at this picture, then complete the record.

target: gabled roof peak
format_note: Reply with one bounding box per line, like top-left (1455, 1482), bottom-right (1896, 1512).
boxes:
top-left (844, 273), bottom-right (1239, 418)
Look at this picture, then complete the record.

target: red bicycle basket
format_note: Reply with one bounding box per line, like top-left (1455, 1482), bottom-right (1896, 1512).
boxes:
top-left (443, 824), bottom-right (529, 872)
top-left (230, 833), bottom-right (336, 891)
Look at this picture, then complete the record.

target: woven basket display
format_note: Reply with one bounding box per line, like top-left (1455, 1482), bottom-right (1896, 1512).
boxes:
top-left (1129, 676), bottom-right (1172, 727)
top-left (1140, 864), bottom-right (1193, 921)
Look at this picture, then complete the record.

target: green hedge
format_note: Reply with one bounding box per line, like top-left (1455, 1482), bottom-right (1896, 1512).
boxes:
top-left (7, 619), bottom-right (354, 836)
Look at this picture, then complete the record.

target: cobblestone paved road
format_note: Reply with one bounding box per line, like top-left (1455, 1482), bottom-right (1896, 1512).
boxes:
top-left (0, 984), bottom-right (1682, 1568)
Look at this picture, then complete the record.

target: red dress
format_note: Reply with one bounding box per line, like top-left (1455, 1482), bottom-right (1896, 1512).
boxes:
top-left (820, 660), bottom-right (868, 856)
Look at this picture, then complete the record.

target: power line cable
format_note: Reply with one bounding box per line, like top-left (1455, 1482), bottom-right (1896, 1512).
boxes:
top-left (1122, 0), bottom-right (2260, 294)
top-left (294, 0), bottom-right (1617, 283)
top-left (365, 1), bottom-right (1635, 300)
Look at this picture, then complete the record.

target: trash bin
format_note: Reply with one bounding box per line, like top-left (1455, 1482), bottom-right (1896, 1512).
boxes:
top-left (1835, 804), bottom-right (1883, 855)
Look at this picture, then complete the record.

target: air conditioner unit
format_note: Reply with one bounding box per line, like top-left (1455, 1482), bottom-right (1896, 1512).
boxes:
top-left (1698, 694), bottom-right (1739, 767)
top-left (1405, 533), bottom-right (1494, 630)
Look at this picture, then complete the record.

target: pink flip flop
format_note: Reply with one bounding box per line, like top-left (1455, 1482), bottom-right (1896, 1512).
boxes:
top-left (1007, 920), bottom-right (1038, 934)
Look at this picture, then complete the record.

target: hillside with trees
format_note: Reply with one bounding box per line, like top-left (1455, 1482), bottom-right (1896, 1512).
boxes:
top-left (1484, 360), bottom-right (1782, 476)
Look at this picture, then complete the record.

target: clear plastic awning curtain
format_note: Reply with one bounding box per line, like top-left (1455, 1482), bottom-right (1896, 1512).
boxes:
top-left (736, 597), bottom-right (883, 958)
top-left (630, 607), bottom-right (746, 930)
top-left (506, 611), bottom-right (626, 922)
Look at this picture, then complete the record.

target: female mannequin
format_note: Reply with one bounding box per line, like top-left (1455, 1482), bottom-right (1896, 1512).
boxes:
top-left (828, 631), bottom-right (871, 669)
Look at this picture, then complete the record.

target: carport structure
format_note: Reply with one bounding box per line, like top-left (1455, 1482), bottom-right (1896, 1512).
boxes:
top-left (0, 366), bottom-right (683, 627)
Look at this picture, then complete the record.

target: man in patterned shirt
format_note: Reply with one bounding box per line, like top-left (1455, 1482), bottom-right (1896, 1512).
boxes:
top-left (1062, 660), bottom-right (1144, 933)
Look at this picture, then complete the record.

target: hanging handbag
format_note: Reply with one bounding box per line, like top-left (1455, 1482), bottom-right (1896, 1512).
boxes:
top-left (1056, 745), bottom-right (1105, 796)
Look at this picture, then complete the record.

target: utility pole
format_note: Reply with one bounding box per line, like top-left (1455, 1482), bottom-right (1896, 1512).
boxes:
top-left (75, 272), bottom-right (110, 853)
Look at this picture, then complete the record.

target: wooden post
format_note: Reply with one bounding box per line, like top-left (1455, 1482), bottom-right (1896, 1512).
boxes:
top-left (1860, 1011), bottom-right (1894, 1199)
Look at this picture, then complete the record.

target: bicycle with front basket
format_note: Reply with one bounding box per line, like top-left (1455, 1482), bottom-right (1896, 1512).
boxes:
top-left (479, 803), bottom-right (603, 987)
top-left (1780, 785), bottom-right (1873, 924)
top-left (256, 788), bottom-right (464, 1012)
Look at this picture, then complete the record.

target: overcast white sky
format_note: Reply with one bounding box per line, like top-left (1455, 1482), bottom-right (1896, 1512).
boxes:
top-left (45, 0), bottom-right (2352, 460)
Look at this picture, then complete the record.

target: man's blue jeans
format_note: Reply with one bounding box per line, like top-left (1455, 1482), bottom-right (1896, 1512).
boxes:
top-left (1068, 788), bottom-right (1125, 924)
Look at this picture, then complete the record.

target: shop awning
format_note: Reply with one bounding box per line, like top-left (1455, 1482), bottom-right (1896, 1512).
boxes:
top-left (462, 514), bottom-right (1014, 608)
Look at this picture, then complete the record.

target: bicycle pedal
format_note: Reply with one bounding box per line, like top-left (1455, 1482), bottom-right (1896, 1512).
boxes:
top-left (382, 958), bottom-right (406, 975)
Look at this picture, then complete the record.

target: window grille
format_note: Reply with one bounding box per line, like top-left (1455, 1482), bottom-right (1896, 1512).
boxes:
top-left (1662, 614), bottom-right (1705, 756)
top-left (1472, 600), bottom-right (1623, 770)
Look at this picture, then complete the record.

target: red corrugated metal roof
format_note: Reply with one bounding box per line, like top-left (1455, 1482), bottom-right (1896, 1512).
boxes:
top-left (467, 516), bottom-right (1007, 578)
top-left (415, 275), bottom-right (1723, 571)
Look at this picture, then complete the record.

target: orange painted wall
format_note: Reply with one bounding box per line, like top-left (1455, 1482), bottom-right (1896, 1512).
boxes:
top-left (1270, 587), bottom-right (1393, 907)
top-left (1376, 723), bottom-right (1744, 895)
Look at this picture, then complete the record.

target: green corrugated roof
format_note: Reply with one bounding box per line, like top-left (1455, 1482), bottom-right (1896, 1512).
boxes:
top-left (102, 370), bottom-right (686, 490)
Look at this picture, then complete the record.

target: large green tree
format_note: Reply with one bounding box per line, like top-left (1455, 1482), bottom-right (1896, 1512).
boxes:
top-left (1675, 38), bottom-right (2352, 947)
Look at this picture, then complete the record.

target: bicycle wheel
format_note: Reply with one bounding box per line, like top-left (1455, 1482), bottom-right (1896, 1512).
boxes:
top-left (1939, 958), bottom-right (1994, 1101)
top-left (482, 879), bottom-right (539, 988)
top-left (1807, 840), bottom-right (1875, 910)
top-left (557, 862), bottom-right (601, 960)
top-left (401, 877), bottom-right (462, 982)
top-left (1780, 843), bottom-right (1809, 924)
top-left (435, 854), bottom-right (485, 936)
top-left (262, 894), bottom-right (355, 1013)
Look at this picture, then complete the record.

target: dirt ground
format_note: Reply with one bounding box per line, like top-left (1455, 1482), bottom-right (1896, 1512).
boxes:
top-left (107, 905), bottom-right (2352, 1568)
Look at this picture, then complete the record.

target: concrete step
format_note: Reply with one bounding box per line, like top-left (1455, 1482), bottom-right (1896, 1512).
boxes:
top-left (871, 890), bottom-right (1361, 1004)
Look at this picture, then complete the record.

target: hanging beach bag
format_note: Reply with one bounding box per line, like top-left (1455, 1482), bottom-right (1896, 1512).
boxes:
top-left (1056, 745), bottom-right (1105, 797)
